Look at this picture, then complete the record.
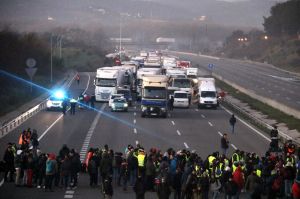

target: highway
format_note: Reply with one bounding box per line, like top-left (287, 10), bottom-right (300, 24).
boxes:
top-left (171, 52), bottom-right (300, 112)
top-left (0, 72), bottom-right (270, 199)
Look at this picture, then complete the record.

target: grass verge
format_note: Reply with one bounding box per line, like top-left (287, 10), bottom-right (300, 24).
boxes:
top-left (215, 79), bottom-right (300, 132)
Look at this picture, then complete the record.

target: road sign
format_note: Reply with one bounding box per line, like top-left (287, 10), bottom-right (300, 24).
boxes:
top-left (25, 68), bottom-right (37, 79)
top-left (26, 58), bottom-right (36, 68)
top-left (208, 63), bottom-right (214, 70)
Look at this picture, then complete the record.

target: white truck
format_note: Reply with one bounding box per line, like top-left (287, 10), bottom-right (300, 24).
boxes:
top-left (136, 68), bottom-right (161, 100)
top-left (94, 67), bottom-right (126, 102)
top-left (197, 77), bottom-right (218, 109)
top-left (169, 77), bottom-right (193, 102)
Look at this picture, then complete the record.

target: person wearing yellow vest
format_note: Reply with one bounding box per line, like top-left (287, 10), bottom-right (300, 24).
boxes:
top-left (137, 148), bottom-right (146, 177)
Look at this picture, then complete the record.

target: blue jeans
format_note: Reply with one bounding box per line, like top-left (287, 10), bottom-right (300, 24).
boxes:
top-left (285, 179), bottom-right (292, 197)
top-left (130, 169), bottom-right (137, 186)
top-left (230, 124), bottom-right (235, 133)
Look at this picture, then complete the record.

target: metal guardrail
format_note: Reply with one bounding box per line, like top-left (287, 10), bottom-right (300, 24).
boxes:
top-left (222, 97), bottom-right (296, 146)
top-left (0, 72), bottom-right (76, 138)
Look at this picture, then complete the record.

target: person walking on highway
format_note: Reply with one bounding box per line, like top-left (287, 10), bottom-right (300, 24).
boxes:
top-left (221, 133), bottom-right (229, 156)
top-left (168, 96), bottom-right (174, 111)
top-left (229, 114), bottom-right (237, 133)
top-left (76, 74), bottom-right (80, 85)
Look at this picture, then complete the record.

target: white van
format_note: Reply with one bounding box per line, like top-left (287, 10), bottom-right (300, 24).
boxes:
top-left (173, 91), bottom-right (189, 108)
top-left (198, 78), bottom-right (218, 109)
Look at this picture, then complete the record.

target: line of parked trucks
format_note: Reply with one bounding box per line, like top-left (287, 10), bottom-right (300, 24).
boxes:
top-left (94, 50), bottom-right (219, 118)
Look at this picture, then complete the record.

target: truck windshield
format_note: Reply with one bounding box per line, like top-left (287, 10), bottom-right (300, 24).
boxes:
top-left (96, 78), bottom-right (117, 87)
top-left (201, 91), bottom-right (216, 98)
top-left (174, 93), bottom-right (188, 98)
top-left (173, 79), bottom-right (191, 88)
top-left (144, 87), bottom-right (166, 99)
top-left (117, 90), bottom-right (131, 98)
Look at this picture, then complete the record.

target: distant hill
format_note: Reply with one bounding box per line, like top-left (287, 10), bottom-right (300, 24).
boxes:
top-left (0, 0), bottom-right (285, 31)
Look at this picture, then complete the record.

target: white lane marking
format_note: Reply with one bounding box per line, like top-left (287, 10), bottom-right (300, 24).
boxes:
top-left (134, 106), bottom-right (137, 109)
top-left (208, 122), bottom-right (213, 127)
top-left (66, 191), bottom-right (75, 194)
top-left (80, 104), bottom-right (106, 162)
top-left (201, 114), bottom-right (205, 118)
top-left (0, 179), bottom-right (4, 187)
top-left (171, 121), bottom-right (175, 125)
top-left (184, 142), bottom-right (189, 149)
top-left (38, 73), bottom-right (91, 142)
top-left (268, 90), bottom-right (272, 93)
top-left (195, 109), bottom-right (199, 112)
top-left (261, 87), bottom-right (265, 90)
top-left (133, 119), bottom-right (136, 124)
top-left (136, 140), bottom-right (139, 145)
top-left (64, 195), bottom-right (73, 199)
top-left (177, 130), bottom-right (181, 136)
top-left (297, 101), bottom-right (300, 104)
top-left (134, 128), bottom-right (137, 134)
top-left (218, 131), bottom-right (223, 136)
top-left (38, 115), bottom-right (63, 141)
top-left (134, 112), bottom-right (136, 116)
top-left (286, 97), bottom-right (290, 101)
top-left (221, 105), bottom-right (271, 142)
top-left (83, 73), bottom-right (91, 94)
top-left (231, 144), bottom-right (238, 150)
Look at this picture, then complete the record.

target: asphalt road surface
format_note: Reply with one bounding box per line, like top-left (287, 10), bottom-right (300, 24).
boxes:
top-left (0, 72), bottom-right (271, 199)
top-left (171, 52), bottom-right (300, 111)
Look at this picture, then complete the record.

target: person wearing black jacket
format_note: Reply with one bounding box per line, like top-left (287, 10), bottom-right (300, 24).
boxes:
top-left (70, 151), bottom-right (81, 188)
top-left (221, 134), bottom-right (229, 156)
top-left (229, 114), bottom-right (237, 133)
top-left (3, 143), bottom-right (15, 182)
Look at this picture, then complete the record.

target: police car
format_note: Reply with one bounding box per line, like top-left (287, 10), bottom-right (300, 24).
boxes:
top-left (46, 90), bottom-right (68, 110)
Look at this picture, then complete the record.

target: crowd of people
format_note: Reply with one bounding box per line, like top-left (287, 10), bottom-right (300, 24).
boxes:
top-left (2, 127), bottom-right (300, 199)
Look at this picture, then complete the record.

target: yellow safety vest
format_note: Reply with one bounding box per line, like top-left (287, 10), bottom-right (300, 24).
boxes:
top-left (256, 169), bottom-right (262, 177)
top-left (215, 163), bottom-right (223, 178)
top-left (231, 153), bottom-right (240, 163)
top-left (208, 156), bottom-right (216, 166)
top-left (137, 153), bottom-right (145, 167)
top-left (232, 164), bottom-right (237, 173)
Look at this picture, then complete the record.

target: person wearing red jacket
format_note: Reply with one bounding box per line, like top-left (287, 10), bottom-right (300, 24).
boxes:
top-left (292, 180), bottom-right (300, 199)
top-left (232, 166), bottom-right (245, 199)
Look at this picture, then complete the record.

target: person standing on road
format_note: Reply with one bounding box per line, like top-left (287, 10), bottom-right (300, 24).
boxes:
top-left (221, 133), bottom-right (229, 156)
top-left (270, 125), bottom-right (279, 151)
top-left (45, 153), bottom-right (57, 192)
top-left (229, 114), bottom-right (237, 133)
top-left (90, 93), bottom-right (96, 109)
top-left (70, 98), bottom-right (77, 115)
top-left (3, 143), bottom-right (15, 182)
top-left (62, 99), bottom-right (68, 115)
top-left (168, 96), bottom-right (174, 111)
top-left (76, 74), bottom-right (80, 85)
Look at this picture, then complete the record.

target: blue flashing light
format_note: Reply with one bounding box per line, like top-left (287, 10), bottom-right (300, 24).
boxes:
top-left (53, 90), bottom-right (65, 99)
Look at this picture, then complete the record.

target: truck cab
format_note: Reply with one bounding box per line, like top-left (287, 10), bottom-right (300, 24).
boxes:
top-left (141, 75), bottom-right (169, 118)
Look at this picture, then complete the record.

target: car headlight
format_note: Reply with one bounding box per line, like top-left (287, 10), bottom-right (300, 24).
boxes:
top-left (112, 104), bottom-right (115, 108)
top-left (141, 106), bottom-right (147, 111)
top-left (124, 103), bottom-right (128, 107)
top-left (46, 101), bottom-right (52, 107)
top-left (161, 108), bottom-right (166, 112)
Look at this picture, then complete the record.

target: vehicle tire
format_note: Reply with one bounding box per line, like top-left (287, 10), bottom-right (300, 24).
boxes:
top-left (162, 113), bottom-right (167, 118)
top-left (141, 113), bottom-right (145, 118)
top-left (198, 104), bottom-right (201, 109)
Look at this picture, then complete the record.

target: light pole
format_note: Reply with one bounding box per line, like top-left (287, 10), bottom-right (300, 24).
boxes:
top-left (50, 34), bottom-right (53, 83)
top-left (119, 13), bottom-right (122, 62)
